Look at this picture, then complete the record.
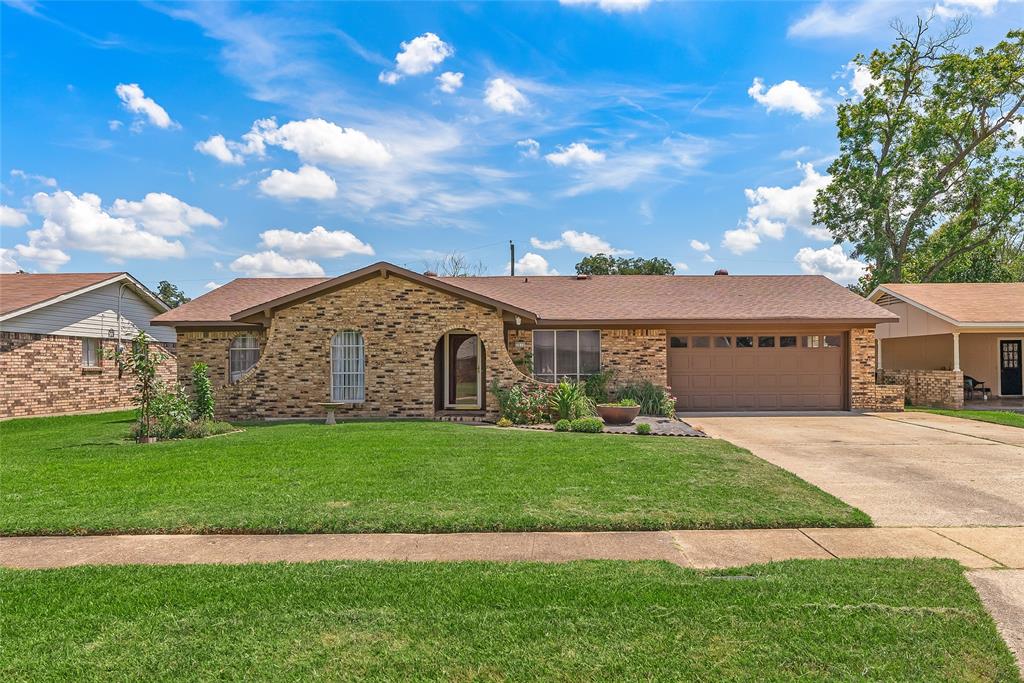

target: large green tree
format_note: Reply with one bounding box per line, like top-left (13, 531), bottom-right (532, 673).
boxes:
top-left (814, 20), bottom-right (1024, 292)
top-left (575, 253), bottom-right (676, 275)
top-left (157, 280), bottom-right (190, 308)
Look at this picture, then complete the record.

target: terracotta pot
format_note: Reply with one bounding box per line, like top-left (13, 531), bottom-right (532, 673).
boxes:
top-left (137, 436), bottom-right (158, 444)
top-left (596, 404), bottom-right (641, 425)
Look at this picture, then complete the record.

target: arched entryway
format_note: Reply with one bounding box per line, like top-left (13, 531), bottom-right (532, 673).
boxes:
top-left (433, 330), bottom-right (486, 411)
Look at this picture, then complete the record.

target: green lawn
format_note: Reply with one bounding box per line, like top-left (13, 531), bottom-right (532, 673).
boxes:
top-left (2, 559), bottom-right (1016, 681)
top-left (0, 411), bottom-right (867, 535)
top-left (909, 406), bottom-right (1024, 428)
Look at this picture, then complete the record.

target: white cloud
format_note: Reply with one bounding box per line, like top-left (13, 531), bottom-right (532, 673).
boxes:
top-left (701, 253), bottom-right (715, 263)
top-left (511, 252), bottom-right (557, 275)
top-left (0, 248), bottom-right (22, 273)
top-left (517, 138), bottom-right (540, 159)
top-left (721, 162), bottom-right (832, 255)
top-left (838, 62), bottom-right (881, 99)
top-left (229, 250), bottom-right (325, 277)
top-left (258, 225), bottom-right (375, 259)
top-left (674, 261), bottom-right (689, 271)
top-left (557, 135), bottom-right (711, 197)
top-left (690, 239), bottom-right (711, 252)
top-left (204, 281), bottom-right (222, 291)
top-left (12, 244), bottom-right (70, 272)
top-left (261, 118), bottom-right (391, 167)
top-left (379, 32), bottom-right (454, 84)
top-left (10, 169), bottom-right (57, 188)
top-left (748, 78), bottom-right (824, 118)
top-left (779, 145), bottom-right (812, 160)
top-left (114, 83), bottom-right (177, 129)
top-left (110, 192), bottom-right (221, 236)
top-left (794, 245), bottom-right (866, 284)
top-left (545, 142), bottom-right (606, 167)
top-left (108, 120), bottom-right (124, 131)
top-left (788, 1), bottom-right (885, 38)
top-left (195, 134), bottom-right (244, 164)
top-left (1, 205), bottom-right (29, 228)
top-left (436, 71), bottom-right (464, 93)
top-left (529, 230), bottom-right (630, 256)
top-left (485, 78), bottom-right (528, 114)
top-left (259, 166), bottom-right (338, 200)
top-left (559, 0), bottom-right (652, 12)
top-left (935, 0), bottom-right (999, 19)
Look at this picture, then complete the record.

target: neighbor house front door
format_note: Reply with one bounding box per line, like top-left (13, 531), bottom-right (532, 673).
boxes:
top-left (445, 332), bottom-right (481, 409)
top-left (1000, 339), bottom-right (1022, 396)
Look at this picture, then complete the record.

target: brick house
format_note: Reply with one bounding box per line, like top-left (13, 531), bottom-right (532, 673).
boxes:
top-left (0, 272), bottom-right (177, 419)
top-left (151, 261), bottom-right (903, 421)
top-left (869, 283), bottom-right (1024, 410)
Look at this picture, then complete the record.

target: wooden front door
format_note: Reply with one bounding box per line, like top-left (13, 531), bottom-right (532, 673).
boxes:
top-left (1000, 340), bottom-right (1022, 396)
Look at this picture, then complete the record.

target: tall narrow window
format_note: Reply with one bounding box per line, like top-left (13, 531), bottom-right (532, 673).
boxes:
top-left (331, 330), bottom-right (364, 402)
top-left (81, 338), bottom-right (100, 367)
top-left (228, 335), bottom-right (260, 383)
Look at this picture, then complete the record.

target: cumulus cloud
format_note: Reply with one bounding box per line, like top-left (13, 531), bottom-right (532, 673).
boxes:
top-left (485, 78), bottom-right (528, 114)
top-left (839, 62), bottom-right (881, 99)
top-left (689, 239), bottom-right (711, 252)
top-left (516, 138), bottom-right (540, 159)
top-left (379, 32), bottom-right (454, 84)
top-left (559, 0), bottom-right (652, 12)
top-left (436, 71), bottom-right (464, 93)
top-left (748, 77), bottom-right (824, 118)
top-left (259, 166), bottom-right (338, 200)
top-left (545, 142), bottom-right (606, 167)
top-left (195, 134), bottom-right (244, 165)
top-left (529, 230), bottom-right (630, 256)
top-left (721, 162), bottom-right (832, 255)
top-left (109, 192), bottom-right (221, 236)
top-left (115, 83), bottom-right (177, 129)
top-left (935, 0), bottom-right (999, 19)
top-left (794, 245), bottom-right (866, 284)
top-left (204, 281), bottom-right (222, 291)
top-left (0, 248), bottom-right (22, 273)
top-left (0, 205), bottom-right (30, 228)
top-left (261, 118), bottom-right (391, 167)
top-left (511, 252), bottom-right (557, 275)
top-left (674, 261), bottom-right (689, 271)
top-left (229, 250), bottom-right (325, 277)
top-left (258, 225), bottom-right (374, 259)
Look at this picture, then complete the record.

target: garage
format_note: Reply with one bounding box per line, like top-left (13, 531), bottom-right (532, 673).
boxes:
top-left (668, 333), bottom-right (846, 411)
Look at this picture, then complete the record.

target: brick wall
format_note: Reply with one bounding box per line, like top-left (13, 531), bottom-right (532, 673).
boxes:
top-left (177, 273), bottom-right (544, 421)
top-left (882, 369), bottom-right (963, 409)
top-left (849, 327), bottom-right (904, 412)
top-left (0, 332), bottom-right (177, 419)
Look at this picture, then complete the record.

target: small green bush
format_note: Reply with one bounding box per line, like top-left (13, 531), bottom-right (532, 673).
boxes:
top-left (496, 417), bottom-right (513, 428)
top-left (554, 418), bottom-right (572, 432)
top-left (191, 362), bottom-right (215, 421)
top-left (601, 398), bottom-right (639, 407)
top-left (618, 381), bottom-right (676, 417)
top-left (570, 417), bottom-right (604, 433)
top-left (635, 422), bottom-right (652, 435)
top-left (491, 381), bottom-right (553, 424)
top-left (583, 369), bottom-right (614, 403)
top-left (148, 386), bottom-right (193, 439)
top-left (548, 380), bottom-right (597, 421)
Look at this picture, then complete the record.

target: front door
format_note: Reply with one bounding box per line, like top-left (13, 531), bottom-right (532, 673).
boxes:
top-left (1000, 340), bottom-right (1022, 396)
top-left (445, 333), bottom-right (481, 408)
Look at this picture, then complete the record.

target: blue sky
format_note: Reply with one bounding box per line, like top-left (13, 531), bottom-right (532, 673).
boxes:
top-left (1, 0), bottom-right (1020, 295)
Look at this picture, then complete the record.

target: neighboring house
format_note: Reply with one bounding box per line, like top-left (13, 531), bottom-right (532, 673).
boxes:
top-left (152, 261), bottom-right (901, 421)
top-left (869, 283), bottom-right (1024, 409)
top-left (0, 272), bottom-right (177, 419)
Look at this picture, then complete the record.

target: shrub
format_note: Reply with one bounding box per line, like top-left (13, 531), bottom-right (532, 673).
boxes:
top-left (191, 362), bottom-right (215, 421)
top-left (583, 370), bottom-right (615, 403)
top-left (570, 416), bottom-right (604, 433)
top-left (600, 398), bottom-right (638, 407)
top-left (554, 418), bottom-right (571, 432)
top-left (635, 422), bottom-right (652, 435)
top-left (496, 417), bottom-right (513, 428)
top-left (491, 381), bottom-right (554, 425)
top-left (618, 381), bottom-right (676, 417)
top-left (548, 380), bottom-right (597, 421)
top-left (148, 385), bottom-right (193, 439)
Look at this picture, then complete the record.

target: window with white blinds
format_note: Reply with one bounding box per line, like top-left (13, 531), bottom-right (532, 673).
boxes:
top-left (331, 330), bottom-right (365, 402)
top-left (228, 335), bottom-right (260, 383)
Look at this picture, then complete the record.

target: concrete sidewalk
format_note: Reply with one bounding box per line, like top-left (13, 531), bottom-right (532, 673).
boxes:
top-left (3, 526), bottom-right (1021, 570)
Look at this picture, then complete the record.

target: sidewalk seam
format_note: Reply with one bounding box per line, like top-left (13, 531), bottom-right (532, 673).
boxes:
top-left (798, 529), bottom-right (839, 559)
top-left (928, 528), bottom-right (1007, 569)
top-left (870, 414), bottom-right (1024, 449)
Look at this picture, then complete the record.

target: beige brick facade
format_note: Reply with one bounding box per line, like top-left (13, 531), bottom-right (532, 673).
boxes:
top-left (0, 332), bottom-right (177, 419)
top-left (881, 369), bottom-right (963, 409)
top-left (849, 327), bottom-right (905, 412)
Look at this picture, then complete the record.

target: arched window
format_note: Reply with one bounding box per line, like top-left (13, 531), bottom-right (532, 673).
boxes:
top-left (331, 330), bottom-right (365, 401)
top-left (228, 335), bottom-right (260, 383)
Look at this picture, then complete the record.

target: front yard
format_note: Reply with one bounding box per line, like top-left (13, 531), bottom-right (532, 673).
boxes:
top-left (0, 411), bottom-right (867, 535)
top-left (908, 406), bottom-right (1024, 429)
top-left (2, 559), bottom-right (1016, 681)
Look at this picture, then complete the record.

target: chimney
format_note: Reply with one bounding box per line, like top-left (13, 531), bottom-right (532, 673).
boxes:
top-left (714, 269), bottom-right (729, 275)
top-left (575, 274), bottom-right (589, 280)
top-left (423, 270), bottom-right (438, 277)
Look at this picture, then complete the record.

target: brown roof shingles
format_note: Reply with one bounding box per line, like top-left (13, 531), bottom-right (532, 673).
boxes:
top-left (0, 272), bottom-right (125, 317)
top-left (151, 277), bottom-right (328, 324)
top-left (880, 283), bottom-right (1024, 324)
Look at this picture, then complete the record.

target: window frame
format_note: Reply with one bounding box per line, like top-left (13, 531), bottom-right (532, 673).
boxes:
top-left (81, 338), bottom-right (100, 368)
top-left (228, 334), bottom-right (260, 384)
top-left (531, 329), bottom-right (601, 384)
top-left (330, 330), bottom-right (365, 402)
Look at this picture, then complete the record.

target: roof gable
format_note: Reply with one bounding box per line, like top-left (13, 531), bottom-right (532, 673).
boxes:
top-left (0, 272), bottom-right (168, 320)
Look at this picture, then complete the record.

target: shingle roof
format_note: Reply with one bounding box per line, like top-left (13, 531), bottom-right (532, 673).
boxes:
top-left (0, 272), bottom-right (125, 317)
top-left (151, 277), bottom-right (328, 324)
top-left (876, 283), bottom-right (1024, 324)
top-left (153, 262), bottom-right (896, 326)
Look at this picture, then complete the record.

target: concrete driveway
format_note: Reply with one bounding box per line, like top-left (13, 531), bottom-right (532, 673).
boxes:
top-left (691, 411), bottom-right (1024, 527)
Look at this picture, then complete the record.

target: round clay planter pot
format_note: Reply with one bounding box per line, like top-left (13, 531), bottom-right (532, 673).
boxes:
top-left (137, 436), bottom-right (158, 444)
top-left (596, 404), bottom-right (641, 425)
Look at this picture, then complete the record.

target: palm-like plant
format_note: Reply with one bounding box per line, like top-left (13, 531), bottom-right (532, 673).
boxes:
top-left (548, 380), bottom-right (597, 420)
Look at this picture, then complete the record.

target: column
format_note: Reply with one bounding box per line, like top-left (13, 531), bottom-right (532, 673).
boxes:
top-left (952, 332), bottom-right (960, 372)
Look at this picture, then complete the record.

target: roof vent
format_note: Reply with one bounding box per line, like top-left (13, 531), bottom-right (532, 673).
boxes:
top-left (423, 270), bottom-right (438, 277)
top-left (576, 274), bottom-right (589, 280)
top-left (714, 269), bottom-right (729, 275)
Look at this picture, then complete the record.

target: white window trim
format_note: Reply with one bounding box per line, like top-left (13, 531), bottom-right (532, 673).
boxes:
top-left (331, 330), bottom-right (365, 402)
top-left (81, 338), bottom-right (100, 368)
top-left (531, 329), bottom-right (601, 383)
top-left (228, 334), bottom-right (260, 384)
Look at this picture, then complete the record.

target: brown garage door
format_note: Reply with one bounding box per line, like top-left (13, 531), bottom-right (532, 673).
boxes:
top-left (668, 333), bottom-right (845, 411)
